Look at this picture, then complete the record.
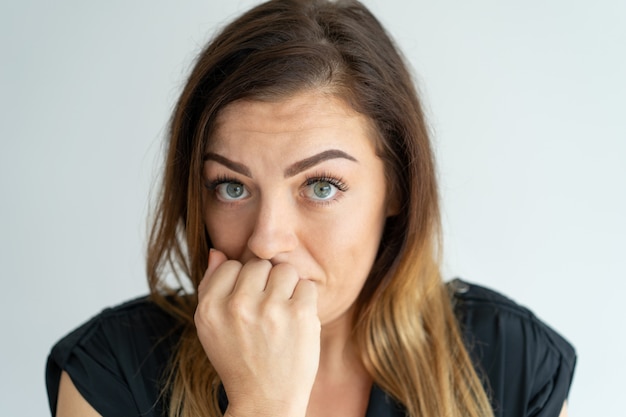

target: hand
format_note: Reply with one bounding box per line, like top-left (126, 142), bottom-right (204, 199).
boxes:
top-left (195, 249), bottom-right (320, 417)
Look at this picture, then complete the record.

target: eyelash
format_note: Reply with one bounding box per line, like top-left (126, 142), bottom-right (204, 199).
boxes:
top-left (204, 172), bottom-right (349, 205)
top-left (204, 175), bottom-right (240, 192)
top-left (302, 173), bottom-right (349, 206)
top-left (304, 172), bottom-right (348, 192)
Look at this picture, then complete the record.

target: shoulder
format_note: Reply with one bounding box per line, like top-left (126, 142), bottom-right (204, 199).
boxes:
top-left (448, 279), bottom-right (576, 417)
top-left (49, 296), bottom-right (179, 370)
top-left (46, 296), bottom-right (182, 416)
top-left (448, 278), bottom-right (576, 362)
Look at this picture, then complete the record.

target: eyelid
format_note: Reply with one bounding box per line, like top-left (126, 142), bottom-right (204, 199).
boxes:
top-left (205, 175), bottom-right (250, 203)
top-left (204, 172), bottom-right (348, 206)
top-left (303, 172), bottom-right (349, 191)
top-left (301, 172), bottom-right (349, 205)
top-left (205, 175), bottom-right (242, 190)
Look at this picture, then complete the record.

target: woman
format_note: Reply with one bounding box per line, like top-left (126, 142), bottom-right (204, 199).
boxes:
top-left (46, 1), bottom-right (576, 416)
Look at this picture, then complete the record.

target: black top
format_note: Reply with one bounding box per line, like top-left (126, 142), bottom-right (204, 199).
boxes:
top-left (46, 280), bottom-right (576, 417)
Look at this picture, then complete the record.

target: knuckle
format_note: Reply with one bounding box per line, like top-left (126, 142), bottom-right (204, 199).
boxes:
top-left (226, 296), bottom-right (255, 323)
top-left (259, 300), bottom-right (283, 323)
top-left (194, 297), bottom-right (215, 325)
top-left (292, 299), bottom-right (316, 320)
top-left (194, 308), bottom-right (211, 333)
top-left (193, 308), bottom-right (206, 328)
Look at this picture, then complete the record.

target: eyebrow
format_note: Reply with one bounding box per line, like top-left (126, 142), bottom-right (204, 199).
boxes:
top-left (284, 149), bottom-right (358, 177)
top-left (203, 149), bottom-right (358, 178)
top-left (203, 153), bottom-right (252, 177)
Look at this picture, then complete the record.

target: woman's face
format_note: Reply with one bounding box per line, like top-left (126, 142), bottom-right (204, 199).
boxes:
top-left (202, 90), bottom-right (393, 327)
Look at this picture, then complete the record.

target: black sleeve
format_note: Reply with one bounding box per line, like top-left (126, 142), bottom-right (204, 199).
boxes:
top-left (46, 297), bottom-right (179, 417)
top-left (451, 280), bottom-right (576, 417)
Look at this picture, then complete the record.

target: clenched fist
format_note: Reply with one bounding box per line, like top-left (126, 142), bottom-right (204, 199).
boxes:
top-left (195, 249), bottom-right (320, 417)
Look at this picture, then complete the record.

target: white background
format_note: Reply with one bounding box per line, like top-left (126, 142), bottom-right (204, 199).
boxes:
top-left (1, 1), bottom-right (624, 416)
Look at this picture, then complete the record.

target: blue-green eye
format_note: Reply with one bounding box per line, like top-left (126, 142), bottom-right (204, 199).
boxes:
top-left (311, 181), bottom-right (336, 200)
top-left (303, 175), bottom-right (348, 202)
top-left (214, 181), bottom-right (249, 201)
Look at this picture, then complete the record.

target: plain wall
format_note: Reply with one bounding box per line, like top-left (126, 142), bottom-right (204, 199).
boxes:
top-left (1, 1), bottom-right (624, 415)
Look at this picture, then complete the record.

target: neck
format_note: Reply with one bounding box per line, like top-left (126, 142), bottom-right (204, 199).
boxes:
top-left (308, 309), bottom-right (372, 417)
top-left (317, 306), bottom-right (369, 382)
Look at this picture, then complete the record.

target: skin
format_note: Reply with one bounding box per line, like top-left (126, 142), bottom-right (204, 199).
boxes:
top-left (195, 90), bottom-right (393, 417)
top-left (55, 89), bottom-right (571, 417)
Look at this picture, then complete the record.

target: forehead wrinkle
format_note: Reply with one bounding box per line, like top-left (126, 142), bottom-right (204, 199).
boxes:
top-left (214, 93), bottom-right (361, 136)
top-left (206, 92), bottom-right (380, 173)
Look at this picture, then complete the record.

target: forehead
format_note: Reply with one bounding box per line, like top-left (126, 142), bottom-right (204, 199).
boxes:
top-left (209, 90), bottom-right (379, 153)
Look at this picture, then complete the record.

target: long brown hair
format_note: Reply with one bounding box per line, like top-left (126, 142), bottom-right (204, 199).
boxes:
top-left (147, 1), bottom-right (493, 416)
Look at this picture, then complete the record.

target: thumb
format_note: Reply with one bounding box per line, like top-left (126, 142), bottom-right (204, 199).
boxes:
top-left (206, 248), bottom-right (229, 278)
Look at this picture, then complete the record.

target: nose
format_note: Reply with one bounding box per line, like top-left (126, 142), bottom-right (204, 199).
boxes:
top-left (246, 196), bottom-right (298, 261)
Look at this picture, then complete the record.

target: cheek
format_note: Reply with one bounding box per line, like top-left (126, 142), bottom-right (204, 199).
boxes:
top-left (204, 209), bottom-right (254, 259)
top-left (312, 197), bottom-right (387, 281)
top-left (346, 215), bottom-right (385, 274)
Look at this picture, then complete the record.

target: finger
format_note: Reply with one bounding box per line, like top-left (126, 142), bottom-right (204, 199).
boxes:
top-left (265, 263), bottom-right (300, 300)
top-left (207, 248), bottom-right (228, 276)
top-left (198, 249), bottom-right (230, 296)
top-left (199, 260), bottom-right (242, 301)
top-left (232, 258), bottom-right (273, 295)
top-left (291, 279), bottom-right (318, 308)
